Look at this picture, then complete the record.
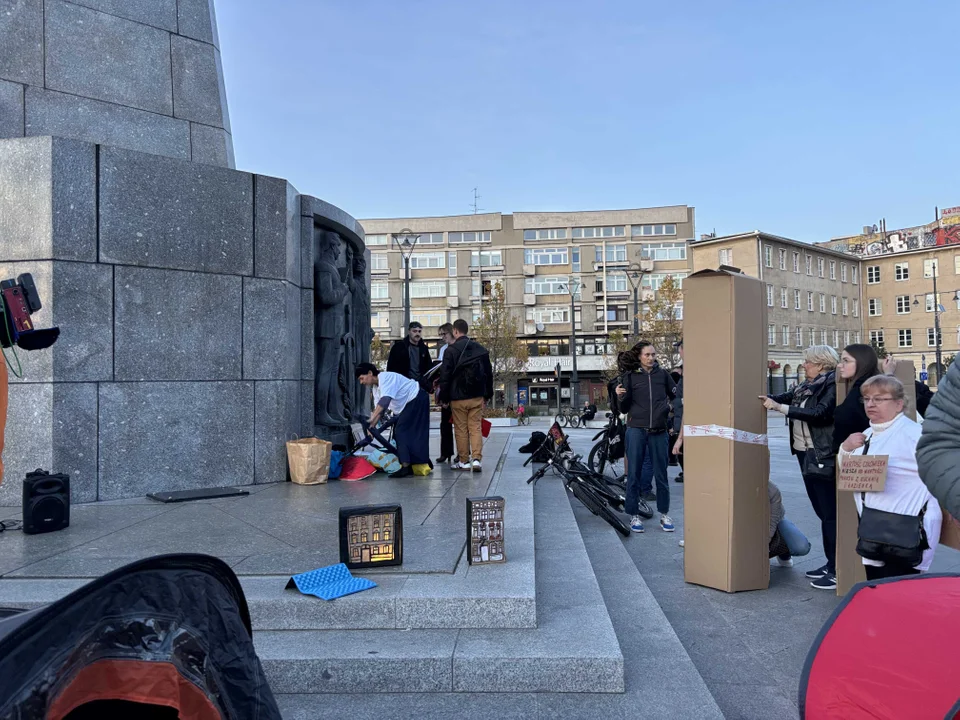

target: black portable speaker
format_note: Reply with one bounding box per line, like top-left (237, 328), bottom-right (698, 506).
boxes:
top-left (22, 469), bottom-right (70, 535)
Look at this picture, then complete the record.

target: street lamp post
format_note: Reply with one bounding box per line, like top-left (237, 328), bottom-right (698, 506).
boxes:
top-left (392, 228), bottom-right (420, 332)
top-left (621, 261), bottom-right (650, 342)
top-left (912, 260), bottom-right (952, 383)
top-left (560, 278), bottom-right (581, 408)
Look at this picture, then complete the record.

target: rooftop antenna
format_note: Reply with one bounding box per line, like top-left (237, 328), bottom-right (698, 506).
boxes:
top-left (470, 187), bottom-right (484, 215)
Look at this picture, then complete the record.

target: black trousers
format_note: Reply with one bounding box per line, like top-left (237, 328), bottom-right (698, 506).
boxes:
top-left (797, 453), bottom-right (837, 573)
top-left (439, 404), bottom-right (454, 459)
top-left (865, 563), bottom-right (921, 581)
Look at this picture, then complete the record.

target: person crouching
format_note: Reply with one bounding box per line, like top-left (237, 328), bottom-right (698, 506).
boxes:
top-left (356, 362), bottom-right (430, 478)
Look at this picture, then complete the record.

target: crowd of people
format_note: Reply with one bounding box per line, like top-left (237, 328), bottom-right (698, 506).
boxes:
top-left (761, 343), bottom-right (946, 589)
top-left (355, 319), bottom-right (493, 478)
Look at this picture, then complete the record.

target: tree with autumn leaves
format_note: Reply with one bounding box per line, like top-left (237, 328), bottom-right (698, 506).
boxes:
top-left (643, 275), bottom-right (684, 369)
top-left (471, 282), bottom-right (529, 408)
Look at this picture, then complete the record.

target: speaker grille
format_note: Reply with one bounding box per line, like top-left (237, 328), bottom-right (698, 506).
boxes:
top-left (31, 497), bottom-right (66, 527)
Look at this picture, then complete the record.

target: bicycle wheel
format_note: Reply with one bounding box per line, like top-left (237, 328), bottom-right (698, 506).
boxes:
top-left (636, 498), bottom-right (654, 520)
top-left (588, 440), bottom-right (609, 475)
top-left (568, 414), bottom-right (581, 429)
top-left (554, 413), bottom-right (568, 428)
top-left (570, 482), bottom-right (630, 537)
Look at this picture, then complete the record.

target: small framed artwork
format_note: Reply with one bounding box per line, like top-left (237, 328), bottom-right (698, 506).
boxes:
top-left (466, 497), bottom-right (505, 565)
top-left (339, 504), bottom-right (403, 569)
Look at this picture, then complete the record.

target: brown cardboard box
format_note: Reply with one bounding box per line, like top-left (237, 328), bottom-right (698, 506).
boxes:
top-left (683, 268), bottom-right (770, 593)
top-left (835, 361), bottom-right (916, 596)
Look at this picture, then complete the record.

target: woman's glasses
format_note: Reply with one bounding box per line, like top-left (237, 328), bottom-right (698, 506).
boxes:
top-left (860, 396), bottom-right (896, 406)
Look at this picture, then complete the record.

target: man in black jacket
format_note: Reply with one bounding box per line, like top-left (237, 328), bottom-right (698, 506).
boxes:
top-left (439, 319), bottom-right (493, 472)
top-left (387, 322), bottom-right (433, 382)
top-left (616, 342), bottom-right (677, 533)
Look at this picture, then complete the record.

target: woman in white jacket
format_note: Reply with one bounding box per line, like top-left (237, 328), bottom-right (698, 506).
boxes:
top-left (839, 375), bottom-right (942, 580)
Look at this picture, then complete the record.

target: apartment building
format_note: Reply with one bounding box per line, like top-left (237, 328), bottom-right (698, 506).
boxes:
top-left (690, 231), bottom-right (864, 392)
top-left (818, 208), bottom-right (960, 384)
top-left (359, 206), bottom-right (696, 407)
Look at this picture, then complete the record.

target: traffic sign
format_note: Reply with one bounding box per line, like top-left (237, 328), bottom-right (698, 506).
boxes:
top-left (920, 371), bottom-right (929, 381)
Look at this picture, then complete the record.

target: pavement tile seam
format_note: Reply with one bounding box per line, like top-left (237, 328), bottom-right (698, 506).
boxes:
top-left (210, 498), bottom-right (300, 550)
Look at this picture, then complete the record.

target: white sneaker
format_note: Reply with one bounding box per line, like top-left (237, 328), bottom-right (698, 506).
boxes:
top-left (777, 556), bottom-right (794, 568)
top-left (452, 461), bottom-right (471, 470)
top-left (679, 539), bottom-right (685, 548)
top-left (471, 460), bottom-right (482, 473)
top-left (660, 514), bottom-right (675, 532)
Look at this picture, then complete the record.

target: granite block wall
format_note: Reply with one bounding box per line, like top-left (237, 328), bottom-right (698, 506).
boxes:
top-left (0, 0), bottom-right (233, 167)
top-left (0, 136), bottom-right (365, 504)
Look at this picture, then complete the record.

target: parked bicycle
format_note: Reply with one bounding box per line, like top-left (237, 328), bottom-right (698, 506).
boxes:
top-left (553, 405), bottom-right (595, 429)
top-left (525, 423), bottom-right (651, 536)
top-left (588, 412), bottom-right (626, 485)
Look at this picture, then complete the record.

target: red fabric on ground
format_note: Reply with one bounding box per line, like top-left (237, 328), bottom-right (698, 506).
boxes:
top-left (340, 456), bottom-right (377, 481)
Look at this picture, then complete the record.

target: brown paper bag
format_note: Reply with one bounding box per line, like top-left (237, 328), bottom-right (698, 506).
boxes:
top-left (286, 437), bottom-right (332, 485)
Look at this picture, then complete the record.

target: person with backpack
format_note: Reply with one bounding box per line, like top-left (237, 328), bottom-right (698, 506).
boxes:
top-left (438, 319), bottom-right (493, 472)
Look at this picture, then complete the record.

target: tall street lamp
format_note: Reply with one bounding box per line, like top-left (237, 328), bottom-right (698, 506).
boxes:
top-left (911, 260), bottom-right (960, 384)
top-left (559, 277), bottom-right (582, 408)
top-left (621, 259), bottom-right (654, 342)
top-left (392, 228), bottom-right (420, 332)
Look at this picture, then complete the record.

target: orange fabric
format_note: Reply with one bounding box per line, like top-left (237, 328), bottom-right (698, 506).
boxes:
top-left (451, 397), bottom-right (483, 462)
top-left (47, 658), bottom-right (221, 720)
top-left (0, 358), bottom-right (7, 485)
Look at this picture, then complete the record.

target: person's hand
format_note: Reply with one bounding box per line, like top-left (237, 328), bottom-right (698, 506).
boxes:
top-left (672, 435), bottom-right (683, 455)
top-left (758, 396), bottom-right (780, 411)
top-left (615, 384), bottom-right (626, 399)
top-left (842, 432), bottom-right (867, 453)
top-left (882, 355), bottom-right (897, 374)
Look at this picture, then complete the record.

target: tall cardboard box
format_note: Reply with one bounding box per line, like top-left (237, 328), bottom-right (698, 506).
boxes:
top-left (683, 268), bottom-right (770, 592)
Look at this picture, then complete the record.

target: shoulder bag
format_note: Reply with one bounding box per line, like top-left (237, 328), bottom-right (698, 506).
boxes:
top-left (855, 437), bottom-right (929, 567)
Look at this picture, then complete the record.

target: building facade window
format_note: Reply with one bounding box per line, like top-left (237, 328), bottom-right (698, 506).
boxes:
top-left (779, 248), bottom-right (787, 270)
top-left (841, 263), bottom-right (848, 282)
top-left (572, 247), bottom-right (581, 272)
top-left (595, 244), bottom-right (627, 263)
top-left (448, 251), bottom-right (457, 276)
top-left (842, 297), bottom-right (848, 315)
top-left (817, 257), bottom-right (825, 277)
top-left (409, 281), bottom-right (447, 298)
top-left (409, 252), bottom-right (445, 269)
top-left (793, 252), bottom-right (801, 273)
top-left (928, 327), bottom-right (942, 347)
top-left (805, 255), bottom-right (813, 275)
top-left (370, 282), bottom-right (389, 300)
top-left (371, 311), bottom-right (390, 328)
top-left (868, 298), bottom-right (882, 316)
top-left (366, 234), bottom-right (389, 246)
top-left (525, 276), bottom-right (574, 296)
top-left (394, 232), bottom-right (442, 246)
top-left (794, 289), bottom-right (801, 310)
top-left (898, 329), bottom-right (913, 348)
top-left (767, 284), bottom-right (774, 307)
top-left (819, 293), bottom-right (826, 313)
top-left (852, 299), bottom-right (859, 317)
top-left (471, 250), bottom-right (502, 267)
top-left (719, 248), bottom-right (733, 265)
top-left (768, 325), bottom-right (776, 345)
top-left (523, 228), bottom-right (566, 241)
top-left (410, 311), bottom-right (447, 328)
top-left (782, 325), bottom-right (790, 345)
top-left (796, 327), bottom-right (803, 347)
top-left (955, 255), bottom-right (960, 274)
top-left (926, 293), bottom-right (941, 312)
top-left (599, 275), bottom-right (628, 292)
top-left (852, 266), bottom-right (859, 284)
top-left (449, 231), bottom-right (491, 244)
top-left (924, 259), bottom-right (938, 278)
top-left (807, 291), bottom-right (814, 311)
top-left (896, 295), bottom-right (911, 314)
top-left (525, 247), bottom-right (568, 265)
top-left (867, 265), bottom-right (880, 284)
top-left (895, 262), bottom-right (909, 281)
top-left (574, 226), bottom-right (625, 238)
top-left (833, 330), bottom-right (840, 348)
top-left (820, 329), bottom-right (828, 345)
top-left (829, 260), bottom-right (836, 280)
top-left (526, 306), bottom-right (570, 324)
top-left (598, 306), bottom-right (629, 322)
top-left (371, 253), bottom-right (389, 271)
top-left (764, 245), bottom-right (773, 268)
top-left (631, 224), bottom-right (676, 236)
top-left (831, 296), bottom-right (838, 314)
top-left (781, 287), bottom-right (788, 308)
top-left (871, 330), bottom-right (884, 349)
top-left (641, 242), bottom-right (686, 261)
top-left (642, 273), bottom-right (687, 290)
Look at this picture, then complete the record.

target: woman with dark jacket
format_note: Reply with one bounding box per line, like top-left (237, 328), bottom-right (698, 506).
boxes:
top-left (833, 344), bottom-right (881, 454)
top-left (760, 345), bottom-right (840, 590)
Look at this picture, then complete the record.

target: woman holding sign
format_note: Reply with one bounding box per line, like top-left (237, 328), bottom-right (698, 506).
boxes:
top-left (840, 376), bottom-right (942, 580)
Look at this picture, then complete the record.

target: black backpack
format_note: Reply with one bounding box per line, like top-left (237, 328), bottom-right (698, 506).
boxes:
top-left (518, 431), bottom-right (553, 463)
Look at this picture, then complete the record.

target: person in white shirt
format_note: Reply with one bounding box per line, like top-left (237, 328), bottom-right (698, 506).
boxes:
top-left (839, 375), bottom-right (942, 580)
top-left (356, 362), bottom-right (430, 478)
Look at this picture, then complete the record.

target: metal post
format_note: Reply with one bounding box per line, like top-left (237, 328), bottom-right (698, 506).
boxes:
top-left (934, 261), bottom-right (943, 382)
top-left (403, 255), bottom-right (411, 330)
top-left (632, 285), bottom-right (640, 341)
top-left (569, 282), bottom-right (579, 409)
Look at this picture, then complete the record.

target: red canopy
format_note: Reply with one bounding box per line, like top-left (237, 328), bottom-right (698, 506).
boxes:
top-left (801, 574), bottom-right (960, 719)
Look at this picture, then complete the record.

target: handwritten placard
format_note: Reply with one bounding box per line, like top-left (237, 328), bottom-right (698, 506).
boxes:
top-left (838, 455), bottom-right (888, 492)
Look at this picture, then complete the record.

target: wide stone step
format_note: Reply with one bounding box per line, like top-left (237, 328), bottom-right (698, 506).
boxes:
top-left (254, 471), bottom-right (624, 694)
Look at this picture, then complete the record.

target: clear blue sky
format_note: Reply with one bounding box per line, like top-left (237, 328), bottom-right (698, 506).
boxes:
top-left (218, 1), bottom-right (960, 242)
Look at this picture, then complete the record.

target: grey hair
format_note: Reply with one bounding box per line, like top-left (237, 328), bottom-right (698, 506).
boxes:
top-left (861, 374), bottom-right (905, 400)
top-left (803, 345), bottom-right (840, 371)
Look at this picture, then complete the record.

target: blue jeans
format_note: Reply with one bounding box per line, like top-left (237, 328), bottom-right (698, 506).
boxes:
top-left (777, 518), bottom-right (811, 557)
top-left (639, 452), bottom-right (654, 496)
top-left (626, 427), bottom-right (670, 516)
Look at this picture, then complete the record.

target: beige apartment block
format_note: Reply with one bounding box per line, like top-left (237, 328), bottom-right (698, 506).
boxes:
top-left (359, 206), bottom-right (695, 408)
top-left (691, 232), bottom-right (864, 392)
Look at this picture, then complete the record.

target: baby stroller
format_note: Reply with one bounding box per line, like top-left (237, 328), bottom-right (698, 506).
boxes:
top-left (0, 554), bottom-right (281, 720)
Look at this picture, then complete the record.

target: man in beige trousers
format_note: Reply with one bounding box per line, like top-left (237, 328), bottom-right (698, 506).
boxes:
top-left (438, 319), bottom-right (493, 472)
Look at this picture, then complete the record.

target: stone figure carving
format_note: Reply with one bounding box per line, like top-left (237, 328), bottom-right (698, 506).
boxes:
top-left (351, 253), bottom-right (372, 416)
top-left (314, 228), bottom-right (350, 426)
top-left (338, 244), bottom-right (357, 420)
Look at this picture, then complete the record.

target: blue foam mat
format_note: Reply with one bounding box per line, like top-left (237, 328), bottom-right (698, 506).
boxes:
top-left (285, 563), bottom-right (377, 600)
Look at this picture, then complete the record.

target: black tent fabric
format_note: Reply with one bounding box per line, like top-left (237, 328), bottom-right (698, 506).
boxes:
top-left (0, 554), bottom-right (281, 720)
